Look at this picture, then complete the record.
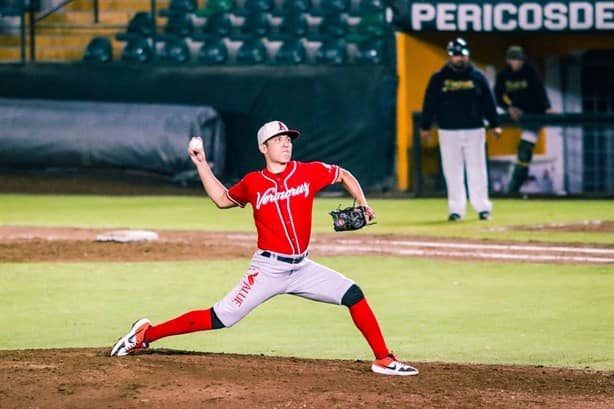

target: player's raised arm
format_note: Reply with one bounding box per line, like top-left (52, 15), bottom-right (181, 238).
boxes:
top-left (188, 137), bottom-right (237, 209)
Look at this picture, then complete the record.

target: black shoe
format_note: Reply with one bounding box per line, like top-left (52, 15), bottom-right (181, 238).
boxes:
top-left (448, 213), bottom-right (461, 221)
top-left (478, 211), bottom-right (491, 221)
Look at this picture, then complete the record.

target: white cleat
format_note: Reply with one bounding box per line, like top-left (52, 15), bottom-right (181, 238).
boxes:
top-left (110, 318), bottom-right (152, 357)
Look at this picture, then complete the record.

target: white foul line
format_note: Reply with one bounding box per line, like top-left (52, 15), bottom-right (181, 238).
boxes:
top-left (335, 239), bottom-right (614, 255)
top-left (310, 244), bottom-right (614, 264)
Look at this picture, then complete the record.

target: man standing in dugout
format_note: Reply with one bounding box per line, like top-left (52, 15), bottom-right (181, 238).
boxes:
top-left (494, 45), bottom-right (552, 194)
top-left (420, 38), bottom-right (502, 222)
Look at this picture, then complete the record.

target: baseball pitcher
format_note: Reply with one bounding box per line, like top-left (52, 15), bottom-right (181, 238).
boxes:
top-left (111, 120), bottom-right (418, 376)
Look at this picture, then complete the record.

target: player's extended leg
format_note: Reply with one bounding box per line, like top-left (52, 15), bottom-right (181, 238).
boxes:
top-left (288, 259), bottom-right (418, 376)
top-left (508, 139), bottom-right (536, 194)
top-left (438, 129), bottom-right (467, 219)
top-left (111, 254), bottom-right (286, 356)
top-left (110, 309), bottom-right (226, 357)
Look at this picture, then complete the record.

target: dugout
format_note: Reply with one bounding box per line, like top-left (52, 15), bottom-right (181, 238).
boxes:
top-left (390, 0), bottom-right (614, 194)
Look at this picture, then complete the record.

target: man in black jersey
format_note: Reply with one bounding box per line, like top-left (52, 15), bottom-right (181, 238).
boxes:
top-left (420, 38), bottom-right (501, 222)
top-left (494, 45), bottom-right (553, 194)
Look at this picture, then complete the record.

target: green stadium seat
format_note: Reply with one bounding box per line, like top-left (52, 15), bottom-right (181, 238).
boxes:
top-left (358, 0), bottom-right (385, 13)
top-left (236, 11), bottom-right (270, 39)
top-left (159, 37), bottom-right (191, 64)
top-left (169, 0), bottom-right (197, 13)
top-left (83, 37), bottom-right (113, 64)
top-left (274, 38), bottom-right (307, 65)
top-left (116, 12), bottom-right (155, 41)
top-left (163, 11), bottom-right (194, 38)
top-left (198, 38), bottom-right (229, 65)
top-left (243, 0), bottom-right (273, 13)
top-left (315, 39), bottom-right (347, 65)
top-left (197, 12), bottom-right (232, 39)
top-left (346, 10), bottom-right (387, 43)
top-left (195, 0), bottom-right (235, 17)
top-left (121, 37), bottom-right (153, 63)
top-left (277, 13), bottom-right (308, 39)
top-left (355, 38), bottom-right (384, 64)
top-left (318, 12), bottom-right (347, 38)
top-left (236, 38), bottom-right (267, 64)
top-left (279, 0), bottom-right (311, 15)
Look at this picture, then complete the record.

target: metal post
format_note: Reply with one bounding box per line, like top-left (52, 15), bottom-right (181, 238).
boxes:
top-left (93, 0), bottom-right (99, 23)
top-left (19, 2), bottom-right (26, 64)
top-left (151, 0), bottom-right (157, 59)
top-left (28, 8), bottom-right (35, 61)
top-left (411, 112), bottom-right (423, 197)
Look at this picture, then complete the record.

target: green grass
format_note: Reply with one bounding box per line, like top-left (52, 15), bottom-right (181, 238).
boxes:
top-left (1, 194), bottom-right (613, 370)
top-left (1, 258), bottom-right (612, 370)
top-left (0, 194), bottom-right (613, 243)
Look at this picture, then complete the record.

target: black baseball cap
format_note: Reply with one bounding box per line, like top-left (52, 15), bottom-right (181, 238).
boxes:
top-left (447, 37), bottom-right (470, 56)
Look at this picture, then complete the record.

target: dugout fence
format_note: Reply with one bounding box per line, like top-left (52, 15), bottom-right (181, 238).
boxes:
top-left (411, 112), bottom-right (614, 197)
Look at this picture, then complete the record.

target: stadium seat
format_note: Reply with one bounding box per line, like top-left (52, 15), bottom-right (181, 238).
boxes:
top-left (125, 12), bottom-right (155, 37)
top-left (198, 38), bottom-right (229, 65)
top-left (279, 0), bottom-right (312, 14)
top-left (163, 11), bottom-right (194, 38)
top-left (238, 11), bottom-right (270, 39)
top-left (354, 38), bottom-right (384, 64)
top-left (82, 37), bottom-right (113, 64)
top-left (242, 0), bottom-right (273, 13)
top-left (274, 38), bottom-right (307, 65)
top-left (318, 12), bottom-right (347, 38)
top-left (346, 10), bottom-right (386, 42)
top-left (312, 0), bottom-right (348, 15)
top-left (168, 0), bottom-right (197, 13)
top-left (276, 13), bottom-right (308, 39)
top-left (236, 38), bottom-right (267, 64)
top-left (121, 37), bottom-right (153, 63)
top-left (159, 37), bottom-right (190, 64)
top-left (195, 0), bottom-right (234, 17)
top-left (358, 0), bottom-right (385, 13)
top-left (199, 12), bottom-right (232, 39)
top-left (315, 39), bottom-right (347, 65)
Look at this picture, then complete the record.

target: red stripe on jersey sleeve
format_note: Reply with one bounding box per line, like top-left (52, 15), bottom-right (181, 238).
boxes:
top-left (227, 179), bottom-right (248, 207)
top-left (308, 162), bottom-right (341, 192)
top-left (225, 190), bottom-right (244, 207)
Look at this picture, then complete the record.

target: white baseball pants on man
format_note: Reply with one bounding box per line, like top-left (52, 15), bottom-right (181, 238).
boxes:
top-left (213, 251), bottom-right (355, 327)
top-left (438, 128), bottom-right (492, 217)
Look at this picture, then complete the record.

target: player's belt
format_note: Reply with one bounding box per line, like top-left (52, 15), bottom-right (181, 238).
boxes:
top-left (259, 251), bottom-right (308, 264)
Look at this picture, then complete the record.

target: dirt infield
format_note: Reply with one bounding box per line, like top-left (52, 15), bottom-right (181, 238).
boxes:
top-left (1, 226), bottom-right (613, 408)
top-left (0, 349), bottom-right (612, 409)
top-left (1, 226), bottom-right (613, 264)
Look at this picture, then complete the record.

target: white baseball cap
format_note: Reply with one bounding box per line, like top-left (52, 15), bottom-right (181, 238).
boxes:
top-left (257, 120), bottom-right (300, 145)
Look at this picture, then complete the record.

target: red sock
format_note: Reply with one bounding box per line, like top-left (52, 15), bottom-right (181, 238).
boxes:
top-left (349, 298), bottom-right (390, 360)
top-left (145, 308), bottom-right (214, 343)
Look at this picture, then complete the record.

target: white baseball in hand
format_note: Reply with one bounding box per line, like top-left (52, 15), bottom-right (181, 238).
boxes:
top-left (189, 137), bottom-right (203, 152)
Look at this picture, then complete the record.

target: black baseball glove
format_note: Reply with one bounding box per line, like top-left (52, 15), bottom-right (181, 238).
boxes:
top-left (330, 205), bottom-right (370, 232)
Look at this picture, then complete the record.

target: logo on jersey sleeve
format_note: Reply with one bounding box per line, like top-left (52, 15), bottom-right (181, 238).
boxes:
top-left (255, 182), bottom-right (310, 210)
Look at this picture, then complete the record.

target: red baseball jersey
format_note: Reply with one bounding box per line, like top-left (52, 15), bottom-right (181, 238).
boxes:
top-left (226, 161), bottom-right (341, 255)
